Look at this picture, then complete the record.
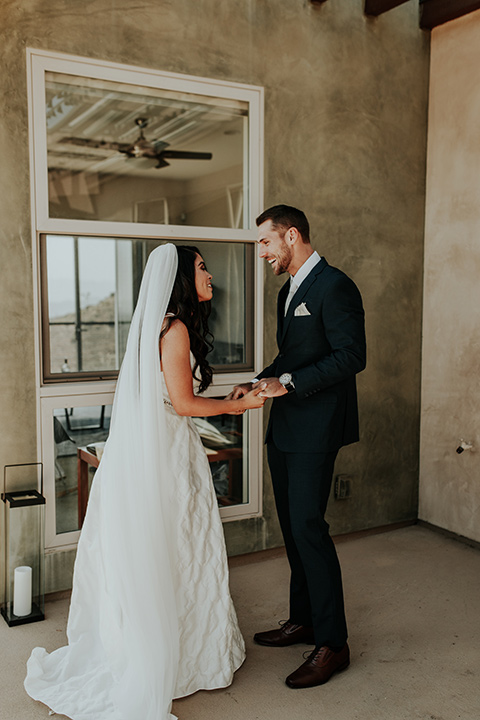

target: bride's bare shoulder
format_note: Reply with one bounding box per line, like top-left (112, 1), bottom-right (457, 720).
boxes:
top-left (160, 318), bottom-right (190, 354)
top-left (162, 317), bottom-right (188, 336)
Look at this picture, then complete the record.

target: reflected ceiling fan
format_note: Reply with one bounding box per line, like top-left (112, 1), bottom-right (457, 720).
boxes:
top-left (61, 117), bottom-right (213, 169)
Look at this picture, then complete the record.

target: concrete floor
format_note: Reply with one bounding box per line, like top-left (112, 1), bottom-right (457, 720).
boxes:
top-left (1, 525), bottom-right (480, 720)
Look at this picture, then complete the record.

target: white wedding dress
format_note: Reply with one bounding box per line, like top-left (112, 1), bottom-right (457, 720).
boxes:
top-left (25, 244), bottom-right (245, 720)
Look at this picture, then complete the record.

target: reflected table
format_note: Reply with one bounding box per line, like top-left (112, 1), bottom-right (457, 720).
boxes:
top-left (77, 445), bottom-right (243, 527)
top-left (205, 446), bottom-right (242, 506)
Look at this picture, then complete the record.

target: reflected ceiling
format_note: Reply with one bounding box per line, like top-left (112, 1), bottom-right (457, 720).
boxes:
top-left (46, 73), bottom-right (247, 180)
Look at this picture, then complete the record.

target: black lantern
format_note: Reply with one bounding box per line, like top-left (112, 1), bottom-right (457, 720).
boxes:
top-left (1, 463), bottom-right (45, 626)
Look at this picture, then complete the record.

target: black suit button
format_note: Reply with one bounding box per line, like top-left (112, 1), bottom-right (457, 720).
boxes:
top-left (278, 353), bottom-right (284, 358)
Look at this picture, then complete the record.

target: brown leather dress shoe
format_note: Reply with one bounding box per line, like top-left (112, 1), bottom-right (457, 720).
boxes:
top-left (254, 621), bottom-right (315, 647)
top-left (285, 643), bottom-right (350, 688)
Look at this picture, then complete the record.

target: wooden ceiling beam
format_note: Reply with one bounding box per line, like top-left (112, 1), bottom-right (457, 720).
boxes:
top-left (364, 0), bottom-right (409, 16)
top-left (420, 0), bottom-right (480, 29)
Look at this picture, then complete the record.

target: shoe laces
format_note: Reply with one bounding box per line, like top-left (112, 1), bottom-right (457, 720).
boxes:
top-left (302, 646), bottom-right (323, 661)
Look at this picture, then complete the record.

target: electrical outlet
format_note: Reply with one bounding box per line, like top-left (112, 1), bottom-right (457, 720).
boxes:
top-left (334, 474), bottom-right (352, 500)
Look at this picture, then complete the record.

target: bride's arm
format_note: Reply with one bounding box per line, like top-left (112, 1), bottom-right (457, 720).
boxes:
top-left (160, 319), bottom-right (265, 417)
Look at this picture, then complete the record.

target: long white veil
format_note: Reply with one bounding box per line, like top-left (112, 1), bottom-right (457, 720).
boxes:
top-left (26, 243), bottom-right (181, 720)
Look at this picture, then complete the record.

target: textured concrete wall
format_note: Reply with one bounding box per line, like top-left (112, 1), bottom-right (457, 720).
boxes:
top-left (0, 0), bottom-right (429, 589)
top-left (256, 0), bottom-right (429, 539)
top-left (419, 11), bottom-right (480, 543)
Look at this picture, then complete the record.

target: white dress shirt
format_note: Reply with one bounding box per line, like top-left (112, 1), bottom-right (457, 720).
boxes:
top-left (284, 251), bottom-right (321, 315)
top-left (252, 251), bottom-right (322, 383)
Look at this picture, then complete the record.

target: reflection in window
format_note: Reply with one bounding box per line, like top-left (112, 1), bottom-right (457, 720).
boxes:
top-left (46, 236), bottom-right (122, 374)
top-left (45, 72), bottom-right (249, 229)
top-left (54, 405), bottom-right (112, 534)
top-left (54, 401), bottom-right (247, 535)
top-left (193, 409), bottom-right (248, 507)
top-left (42, 236), bottom-right (254, 380)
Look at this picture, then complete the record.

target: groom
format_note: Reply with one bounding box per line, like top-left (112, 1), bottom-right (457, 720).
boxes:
top-left (233, 205), bottom-right (366, 688)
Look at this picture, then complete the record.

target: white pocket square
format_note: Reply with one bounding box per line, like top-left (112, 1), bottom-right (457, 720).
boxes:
top-left (294, 302), bottom-right (311, 316)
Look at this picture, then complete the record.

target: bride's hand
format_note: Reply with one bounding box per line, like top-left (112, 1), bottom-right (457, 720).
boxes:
top-left (224, 383), bottom-right (266, 414)
top-left (224, 390), bottom-right (244, 413)
top-left (223, 389), bottom-right (244, 414)
top-left (240, 383), bottom-right (267, 410)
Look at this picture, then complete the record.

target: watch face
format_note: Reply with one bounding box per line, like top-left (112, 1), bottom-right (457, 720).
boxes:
top-left (279, 373), bottom-right (292, 385)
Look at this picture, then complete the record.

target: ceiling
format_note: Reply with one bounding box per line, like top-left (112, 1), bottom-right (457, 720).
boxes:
top-left (362, 0), bottom-right (480, 28)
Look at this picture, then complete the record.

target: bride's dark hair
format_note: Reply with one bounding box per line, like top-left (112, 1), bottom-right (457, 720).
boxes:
top-left (160, 244), bottom-right (213, 393)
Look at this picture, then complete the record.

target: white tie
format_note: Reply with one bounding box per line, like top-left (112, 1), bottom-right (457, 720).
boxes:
top-left (284, 280), bottom-right (297, 316)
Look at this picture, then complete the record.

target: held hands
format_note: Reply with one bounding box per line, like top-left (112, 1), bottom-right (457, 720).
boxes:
top-left (255, 377), bottom-right (288, 398)
top-left (227, 378), bottom-right (288, 412)
top-left (225, 383), bottom-right (267, 414)
top-left (228, 382), bottom-right (253, 400)
top-left (229, 378), bottom-right (287, 400)
top-left (242, 383), bottom-right (267, 409)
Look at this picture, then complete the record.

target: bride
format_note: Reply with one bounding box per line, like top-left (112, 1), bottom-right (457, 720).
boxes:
top-left (25, 243), bottom-right (265, 720)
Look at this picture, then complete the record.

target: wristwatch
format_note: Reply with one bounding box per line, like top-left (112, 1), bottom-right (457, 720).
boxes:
top-left (279, 372), bottom-right (295, 393)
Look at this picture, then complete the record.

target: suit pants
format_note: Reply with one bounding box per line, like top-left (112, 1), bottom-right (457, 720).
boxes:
top-left (267, 441), bottom-right (347, 648)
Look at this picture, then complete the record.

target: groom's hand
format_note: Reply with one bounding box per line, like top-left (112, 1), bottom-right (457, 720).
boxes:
top-left (229, 382), bottom-right (253, 400)
top-left (257, 377), bottom-right (288, 398)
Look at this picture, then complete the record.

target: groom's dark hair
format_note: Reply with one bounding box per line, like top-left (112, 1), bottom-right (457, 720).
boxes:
top-left (256, 204), bottom-right (310, 243)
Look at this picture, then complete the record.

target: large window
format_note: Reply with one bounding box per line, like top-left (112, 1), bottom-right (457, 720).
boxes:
top-left (29, 50), bottom-right (264, 549)
top-left (41, 236), bottom-right (254, 382)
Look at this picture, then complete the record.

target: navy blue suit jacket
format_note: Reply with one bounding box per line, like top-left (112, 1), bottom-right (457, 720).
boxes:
top-left (258, 258), bottom-right (366, 453)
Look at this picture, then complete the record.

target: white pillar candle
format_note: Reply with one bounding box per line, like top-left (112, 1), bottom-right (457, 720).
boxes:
top-left (13, 566), bottom-right (32, 617)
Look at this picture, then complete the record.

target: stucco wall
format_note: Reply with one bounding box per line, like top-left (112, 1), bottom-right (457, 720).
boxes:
top-left (419, 11), bottom-right (480, 542)
top-left (0, 0), bottom-right (429, 592)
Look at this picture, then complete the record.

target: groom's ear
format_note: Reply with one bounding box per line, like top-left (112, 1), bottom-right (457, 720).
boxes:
top-left (285, 226), bottom-right (301, 246)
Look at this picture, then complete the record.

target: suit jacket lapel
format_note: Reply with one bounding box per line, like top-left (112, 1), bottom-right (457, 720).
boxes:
top-left (277, 280), bottom-right (290, 346)
top-left (279, 258), bottom-right (328, 346)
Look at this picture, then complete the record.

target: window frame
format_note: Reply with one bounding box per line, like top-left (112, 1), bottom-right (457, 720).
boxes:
top-left (41, 382), bottom-right (263, 550)
top-left (40, 234), bottom-right (256, 383)
top-left (29, 49), bottom-right (263, 240)
top-left (28, 49), bottom-right (265, 548)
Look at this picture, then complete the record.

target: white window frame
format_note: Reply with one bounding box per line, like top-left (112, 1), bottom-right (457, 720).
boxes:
top-left (29, 48), bottom-right (262, 241)
top-left (27, 48), bottom-right (264, 550)
top-left (41, 390), bottom-right (115, 550)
